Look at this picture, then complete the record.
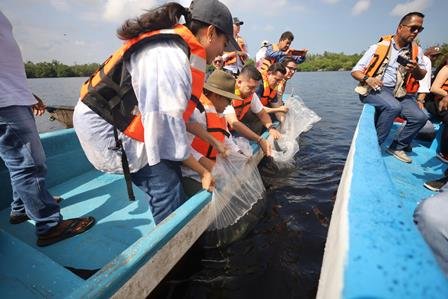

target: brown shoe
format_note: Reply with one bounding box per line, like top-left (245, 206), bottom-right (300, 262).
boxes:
top-left (37, 217), bottom-right (95, 247)
top-left (9, 214), bottom-right (30, 224)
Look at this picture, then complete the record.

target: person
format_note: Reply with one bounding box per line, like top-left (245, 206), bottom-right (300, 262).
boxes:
top-left (212, 56), bottom-right (224, 70)
top-left (415, 46), bottom-right (442, 141)
top-left (182, 70), bottom-right (241, 196)
top-left (0, 10), bottom-right (95, 246)
top-left (413, 182), bottom-right (448, 275)
top-left (255, 40), bottom-right (271, 69)
top-left (417, 46), bottom-right (442, 109)
top-left (222, 17), bottom-right (248, 76)
top-left (351, 11), bottom-right (428, 163)
top-left (277, 57), bottom-right (298, 98)
top-left (426, 55), bottom-right (448, 163)
top-left (258, 31), bottom-right (307, 73)
top-left (255, 62), bottom-right (289, 125)
top-left (224, 65), bottom-right (282, 156)
top-left (73, 0), bottom-right (240, 224)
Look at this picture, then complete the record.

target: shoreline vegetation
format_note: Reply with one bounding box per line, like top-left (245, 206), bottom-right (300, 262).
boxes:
top-left (25, 45), bottom-right (447, 78)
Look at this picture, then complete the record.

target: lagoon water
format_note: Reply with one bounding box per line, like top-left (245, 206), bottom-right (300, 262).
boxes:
top-left (29, 72), bottom-right (362, 298)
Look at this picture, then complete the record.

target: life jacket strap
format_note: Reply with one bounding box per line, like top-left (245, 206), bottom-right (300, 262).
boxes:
top-left (110, 127), bottom-right (136, 201)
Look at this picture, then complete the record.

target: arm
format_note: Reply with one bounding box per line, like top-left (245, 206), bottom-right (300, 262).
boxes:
top-left (431, 66), bottom-right (448, 111)
top-left (182, 154), bottom-right (215, 192)
top-left (224, 112), bottom-right (272, 156)
top-left (265, 45), bottom-right (287, 62)
top-left (255, 108), bottom-right (282, 139)
top-left (408, 47), bottom-right (427, 81)
top-left (430, 66), bottom-right (448, 97)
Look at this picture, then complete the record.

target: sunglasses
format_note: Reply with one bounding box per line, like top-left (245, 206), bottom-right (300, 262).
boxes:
top-left (402, 24), bottom-right (424, 33)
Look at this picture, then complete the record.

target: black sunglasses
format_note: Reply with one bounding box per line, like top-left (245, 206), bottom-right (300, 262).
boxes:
top-left (402, 24), bottom-right (424, 33)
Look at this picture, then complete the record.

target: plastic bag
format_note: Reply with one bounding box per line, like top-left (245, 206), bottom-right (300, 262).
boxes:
top-left (207, 150), bottom-right (265, 231)
top-left (271, 94), bottom-right (321, 168)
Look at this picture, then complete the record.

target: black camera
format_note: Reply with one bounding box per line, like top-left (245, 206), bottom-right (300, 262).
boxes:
top-left (397, 55), bottom-right (411, 66)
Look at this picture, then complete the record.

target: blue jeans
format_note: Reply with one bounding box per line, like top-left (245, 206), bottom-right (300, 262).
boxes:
top-left (131, 160), bottom-right (186, 224)
top-left (414, 183), bottom-right (448, 275)
top-left (361, 87), bottom-right (428, 149)
top-left (0, 106), bottom-right (61, 235)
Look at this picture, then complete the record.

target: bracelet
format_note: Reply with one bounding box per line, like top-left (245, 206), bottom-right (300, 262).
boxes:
top-left (416, 99), bottom-right (425, 103)
top-left (266, 124), bottom-right (273, 130)
top-left (257, 136), bottom-right (263, 144)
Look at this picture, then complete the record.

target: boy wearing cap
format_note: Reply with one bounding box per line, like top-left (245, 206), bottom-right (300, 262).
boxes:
top-left (222, 17), bottom-right (248, 76)
top-left (182, 70), bottom-right (242, 196)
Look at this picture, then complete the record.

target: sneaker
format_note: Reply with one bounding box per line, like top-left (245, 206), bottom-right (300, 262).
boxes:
top-left (423, 176), bottom-right (448, 192)
top-left (437, 152), bottom-right (448, 164)
top-left (386, 147), bottom-right (412, 163)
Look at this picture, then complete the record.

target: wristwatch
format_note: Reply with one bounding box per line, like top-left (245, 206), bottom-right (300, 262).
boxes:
top-left (361, 75), bottom-right (369, 84)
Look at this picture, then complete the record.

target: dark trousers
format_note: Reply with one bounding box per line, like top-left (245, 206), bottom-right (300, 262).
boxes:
top-left (425, 99), bottom-right (448, 155)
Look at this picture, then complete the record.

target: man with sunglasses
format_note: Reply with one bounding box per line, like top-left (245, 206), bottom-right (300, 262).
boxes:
top-left (277, 57), bottom-right (298, 98)
top-left (352, 11), bottom-right (427, 163)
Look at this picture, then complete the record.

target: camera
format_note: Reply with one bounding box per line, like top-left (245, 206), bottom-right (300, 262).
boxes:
top-left (397, 55), bottom-right (411, 66)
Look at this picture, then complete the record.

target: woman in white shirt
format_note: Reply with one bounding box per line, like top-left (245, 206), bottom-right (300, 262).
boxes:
top-left (74, 0), bottom-right (240, 224)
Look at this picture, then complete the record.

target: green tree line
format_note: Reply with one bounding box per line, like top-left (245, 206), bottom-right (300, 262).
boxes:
top-left (25, 60), bottom-right (99, 78)
top-left (25, 44), bottom-right (448, 78)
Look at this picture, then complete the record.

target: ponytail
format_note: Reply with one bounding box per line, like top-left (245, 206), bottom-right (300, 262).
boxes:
top-left (117, 2), bottom-right (190, 40)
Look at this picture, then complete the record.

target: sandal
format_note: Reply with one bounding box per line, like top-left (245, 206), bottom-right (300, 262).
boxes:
top-left (37, 216), bottom-right (95, 247)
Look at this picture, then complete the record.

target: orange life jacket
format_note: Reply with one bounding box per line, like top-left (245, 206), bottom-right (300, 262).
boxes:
top-left (259, 74), bottom-right (278, 106)
top-left (363, 35), bottom-right (420, 94)
top-left (259, 44), bottom-right (280, 73)
top-left (231, 88), bottom-right (253, 121)
top-left (79, 24), bottom-right (206, 142)
top-left (191, 94), bottom-right (230, 160)
top-left (434, 79), bottom-right (448, 101)
top-left (223, 36), bottom-right (247, 66)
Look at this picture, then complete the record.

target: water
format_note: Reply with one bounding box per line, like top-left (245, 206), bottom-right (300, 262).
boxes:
top-left (28, 72), bottom-right (362, 298)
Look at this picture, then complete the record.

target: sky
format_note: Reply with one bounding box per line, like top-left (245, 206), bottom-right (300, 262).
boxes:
top-left (1, 0), bottom-right (446, 65)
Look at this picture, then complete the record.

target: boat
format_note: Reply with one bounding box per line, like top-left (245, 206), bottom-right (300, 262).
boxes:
top-left (0, 125), bottom-right (267, 298)
top-left (317, 105), bottom-right (448, 298)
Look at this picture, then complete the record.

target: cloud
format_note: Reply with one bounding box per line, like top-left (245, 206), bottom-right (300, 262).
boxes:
top-left (352, 0), bottom-right (371, 15)
top-left (50, 0), bottom-right (70, 11)
top-left (322, 0), bottom-right (340, 4)
top-left (390, 0), bottom-right (429, 16)
top-left (102, 0), bottom-right (158, 23)
top-left (221, 0), bottom-right (304, 16)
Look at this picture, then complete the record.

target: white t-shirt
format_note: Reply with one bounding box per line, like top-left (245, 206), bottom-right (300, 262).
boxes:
top-left (73, 39), bottom-right (193, 173)
top-left (418, 55), bottom-right (432, 93)
top-left (73, 101), bottom-right (147, 173)
top-left (223, 93), bottom-right (264, 116)
top-left (181, 107), bottom-right (239, 181)
top-left (255, 47), bottom-right (268, 68)
top-left (0, 11), bottom-right (36, 108)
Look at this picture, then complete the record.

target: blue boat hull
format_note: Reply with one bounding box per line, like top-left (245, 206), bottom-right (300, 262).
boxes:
top-left (317, 105), bottom-right (448, 298)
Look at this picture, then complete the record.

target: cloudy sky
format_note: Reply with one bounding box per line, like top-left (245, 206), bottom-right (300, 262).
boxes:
top-left (1, 0), bottom-right (446, 65)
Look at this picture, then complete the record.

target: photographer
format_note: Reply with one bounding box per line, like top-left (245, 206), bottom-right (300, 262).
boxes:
top-left (351, 12), bottom-right (427, 163)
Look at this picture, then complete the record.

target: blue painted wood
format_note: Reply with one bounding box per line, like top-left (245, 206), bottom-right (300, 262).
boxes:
top-left (0, 229), bottom-right (83, 297)
top-left (0, 128), bottom-right (223, 298)
top-left (343, 106), bottom-right (448, 298)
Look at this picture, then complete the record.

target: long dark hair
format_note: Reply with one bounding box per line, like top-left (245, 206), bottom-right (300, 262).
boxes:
top-left (117, 2), bottom-right (191, 40)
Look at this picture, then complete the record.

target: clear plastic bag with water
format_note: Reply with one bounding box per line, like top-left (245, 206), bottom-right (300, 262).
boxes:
top-left (204, 148), bottom-right (265, 247)
top-left (271, 94), bottom-right (321, 168)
